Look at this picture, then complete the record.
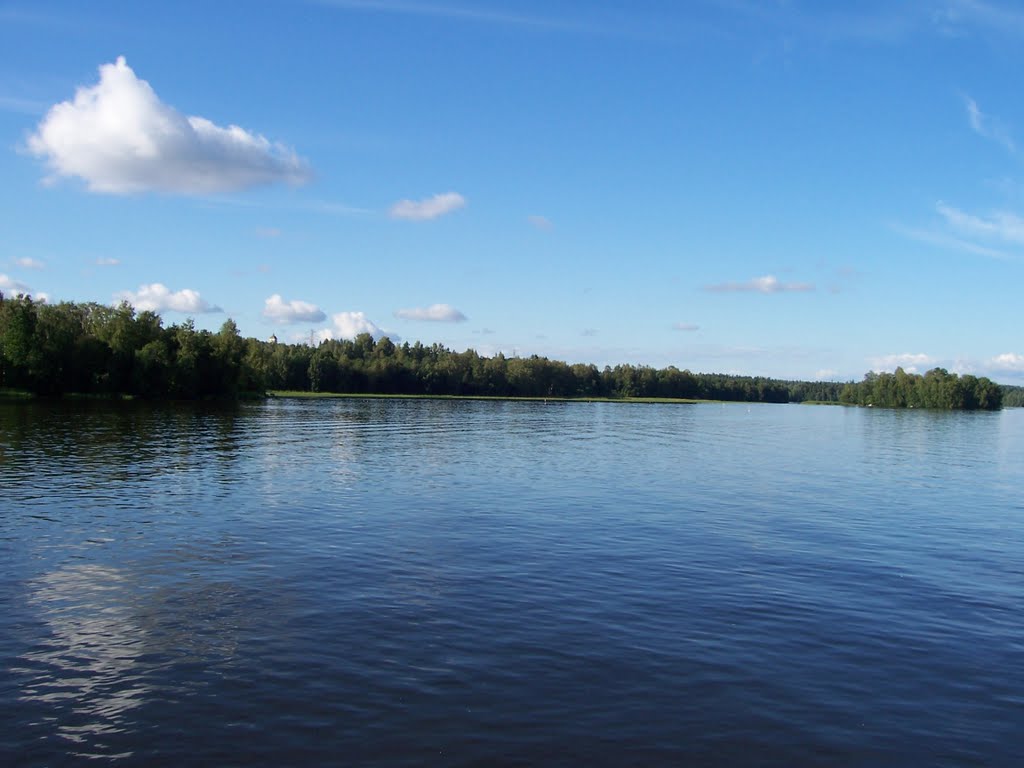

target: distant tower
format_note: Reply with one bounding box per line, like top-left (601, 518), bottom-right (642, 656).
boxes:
top-left (269, 334), bottom-right (278, 345)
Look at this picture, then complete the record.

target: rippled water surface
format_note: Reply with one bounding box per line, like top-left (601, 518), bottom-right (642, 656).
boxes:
top-left (1, 398), bottom-right (1023, 766)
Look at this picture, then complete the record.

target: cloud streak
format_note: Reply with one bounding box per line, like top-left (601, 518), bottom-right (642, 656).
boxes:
top-left (939, 0), bottom-right (1024, 38)
top-left (893, 222), bottom-right (1010, 260)
top-left (312, 0), bottom-right (580, 30)
top-left (28, 57), bottom-right (311, 195)
top-left (393, 303), bottom-right (467, 322)
top-left (705, 274), bottom-right (814, 293)
top-left (116, 283), bottom-right (221, 314)
top-left (0, 95), bottom-right (47, 115)
top-left (937, 201), bottom-right (1024, 244)
top-left (389, 192), bottom-right (466, 221)
top-left (963, 95), bottom-right (1015, 152)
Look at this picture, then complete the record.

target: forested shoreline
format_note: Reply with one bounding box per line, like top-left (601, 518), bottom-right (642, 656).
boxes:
top-left (838, 368), bottom-right (1002, 410)
top-left (0, 294), bottom-right (1012, 409)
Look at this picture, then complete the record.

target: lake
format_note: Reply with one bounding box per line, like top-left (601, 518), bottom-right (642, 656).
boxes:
top-left (1, 398), bottom-right (1022, 766)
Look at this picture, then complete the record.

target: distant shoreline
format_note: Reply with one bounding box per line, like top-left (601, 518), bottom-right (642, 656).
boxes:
top-left (1, 295), bottom-right (1017, 409)
top-left (2, 387), bottom-right (1012, 409)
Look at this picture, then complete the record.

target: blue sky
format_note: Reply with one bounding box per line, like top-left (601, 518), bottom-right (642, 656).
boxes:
top-left (2, 0), bottom-right (1024, 382)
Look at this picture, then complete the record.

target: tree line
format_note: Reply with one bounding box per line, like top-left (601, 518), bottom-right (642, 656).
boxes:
top-left (838, 368), bottom-right (1002, 410)
top-left (0, 295), bottom-right (253, 399)
top-left (0, 293), bottom-right (1006, 409)
top-left (1002, 386), bottom-right (1024, 407)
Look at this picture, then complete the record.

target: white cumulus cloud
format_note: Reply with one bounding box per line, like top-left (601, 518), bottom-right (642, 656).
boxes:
top-left (0, 274), bottom-right (47, 302)
top-left (389, 192), bottom-right (466, 221)
top-left (706, 274), bottom-right (814, 293)
top-left (263, 294), bottom-right (326, 324)
top-left (0, 273), bottom-right (31, 294)
top-left (393, 303), bottom-right (467, 322)
top-left (28, 57), bottom-right (311, 195)
top-left (116, 283), bottom-right (221, 314)
top-left (14, 257), bottom-right (45, 270)
top-left (868, 353), bottom-right (935, 374)
top-left (316, 311), bottom-right (398, 342)
top-left (989, 352), bottom-right (1024, 371)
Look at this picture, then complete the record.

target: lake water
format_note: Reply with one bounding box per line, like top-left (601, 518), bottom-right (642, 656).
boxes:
top-left (1, 398), bottom-right (1022, 766)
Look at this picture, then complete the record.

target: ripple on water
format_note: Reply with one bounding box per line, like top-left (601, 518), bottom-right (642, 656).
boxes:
top-left (1, 400), bottom-right (1023, 765)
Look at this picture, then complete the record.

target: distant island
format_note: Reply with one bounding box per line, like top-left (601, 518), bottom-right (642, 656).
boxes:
top-left (0, 293), bottom-right (1015, 410)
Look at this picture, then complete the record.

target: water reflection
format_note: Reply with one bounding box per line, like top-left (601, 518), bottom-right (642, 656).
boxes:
top-left (0, 401), bottom-right (247, 498)
top-left (17, 564), bottom-right (148, 759)
top-left (10, 548), bottom-right (256, 760)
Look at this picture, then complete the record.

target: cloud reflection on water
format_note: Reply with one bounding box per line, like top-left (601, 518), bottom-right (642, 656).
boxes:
top-left (17, 564), bottom-right (148, 759)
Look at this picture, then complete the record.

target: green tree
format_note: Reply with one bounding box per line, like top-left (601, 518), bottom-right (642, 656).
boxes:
top-left (212, 319), bottom-right (246, 397)
top-left (0, 293), bottom-right (38, 389)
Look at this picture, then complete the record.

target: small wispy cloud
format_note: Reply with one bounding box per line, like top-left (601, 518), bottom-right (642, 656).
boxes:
top-left (263, 294), bottom-right (326, 324)
top-left (938, 0), bottom-right (1024, 38)
top-left (891, 222), bottom-right (1011, 260)
top-left (116, 283), bottom-right (221, 314)
top-left (581, 328), bottom-right (599, 337)
top-left (0, 95), bottom-right (47, 115)
top-left (0, 6), bottom-right (77, 26)
top-left (868, 352), bottom-right (935, 374)
top-left (528, 214), bottom-right (553, 231)
top-left (305, 200), bottom-right (374, 216)
top-left (95, 257), bottom-right (121, 266)
top-left (672, 322), bottom-right (700, 331)
top-left (963, 95), bottom-right (1015, 153)
top-left (255, 227), bottom-right (282, 238)
top-left (311, 0), bottom-right (580, 31)
top-left (937, 201), bottom-right (1024, 244)
top-left (393, 303), bottom-right (467, 322)
top-left (14, 257), bottom-right (45, 270)
top-left (706, 274), bottom-right (814, 293)
top-left (198, 196), bottom-right (370, 217)
top-left (389, 192), bottom-right (466, 221)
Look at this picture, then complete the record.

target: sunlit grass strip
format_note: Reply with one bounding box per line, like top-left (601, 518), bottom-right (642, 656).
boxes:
top-left (0, 388), bottom-right (34, 399)
top-left (268, 391), bottom-right (704, 404)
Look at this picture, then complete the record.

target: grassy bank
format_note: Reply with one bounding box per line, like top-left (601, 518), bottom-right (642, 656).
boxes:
top-left (268, 390), bottom-right (703, 404)
top-left (0, 388), bottom-right (33, 400)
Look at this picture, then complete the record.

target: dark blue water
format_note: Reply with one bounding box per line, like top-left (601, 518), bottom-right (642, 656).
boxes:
top-left (1, 398), bottom-right (1022, 766)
